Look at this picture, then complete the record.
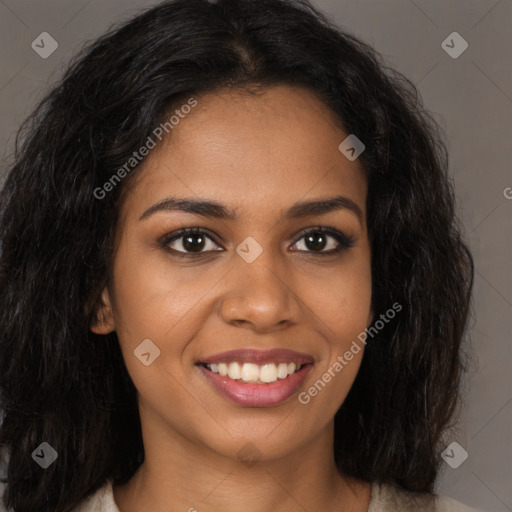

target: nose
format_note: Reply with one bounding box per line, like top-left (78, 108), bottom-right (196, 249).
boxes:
top-left (219, 249), bottom-right (303, 332)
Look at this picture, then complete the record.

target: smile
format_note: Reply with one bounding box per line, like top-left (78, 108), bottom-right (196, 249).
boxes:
top-left (204, 361), bottom-right (303, 383)
top-left (196, 348), bottom-right (314, 407)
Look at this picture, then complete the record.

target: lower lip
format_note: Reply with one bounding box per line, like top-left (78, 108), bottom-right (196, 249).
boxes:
top-left (197, 364), bottom-right (313, 407)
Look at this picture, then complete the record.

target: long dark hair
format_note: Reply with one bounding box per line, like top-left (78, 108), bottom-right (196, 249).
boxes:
top-left (0, 0), bottom-right (474, 510)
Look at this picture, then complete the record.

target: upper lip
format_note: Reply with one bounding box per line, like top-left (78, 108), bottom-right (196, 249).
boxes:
top-left (198, 348), bottom-right (314, 366)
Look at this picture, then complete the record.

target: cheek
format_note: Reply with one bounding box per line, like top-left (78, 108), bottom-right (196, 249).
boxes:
top-left (109, 244), bottom-right (223, 397)
top-left (300, 267), bottom-right (370, 412)
top-left (108, 252), bottom-right (196, 413)
top-left (110, 245), bottom-right (208, 340)
top-left (303, 255), bottom-right (372, 340)
top-left (300, 252), bottom-right (371, 405)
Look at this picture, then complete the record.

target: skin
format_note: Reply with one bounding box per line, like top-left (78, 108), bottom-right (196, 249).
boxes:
top-left (91, 84), bottom-right (374, 512)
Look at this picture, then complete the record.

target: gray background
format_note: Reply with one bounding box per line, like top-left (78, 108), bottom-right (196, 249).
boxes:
top-left (0, 1), bottom-right (510, 511)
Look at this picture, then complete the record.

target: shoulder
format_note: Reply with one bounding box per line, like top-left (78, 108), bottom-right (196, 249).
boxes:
top-left (369, 482), bottom-right (481, 512)
top-left (71, 479), bottom-right (119, 512)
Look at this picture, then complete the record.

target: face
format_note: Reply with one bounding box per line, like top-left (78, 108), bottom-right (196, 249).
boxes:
top-left (92, 85), bottom-right (373, 463)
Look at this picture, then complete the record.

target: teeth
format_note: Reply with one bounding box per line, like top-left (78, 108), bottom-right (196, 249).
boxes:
top-left (241, 363), bottom-right (260, 383)
top-left (277, 362), bottom-right (288, 379)
top-left (227, 362), bottom-right (241, 380)
top-left (260, 363), bottom-right (277, 383)
top-left (205, 361), bottom-right (303, 383)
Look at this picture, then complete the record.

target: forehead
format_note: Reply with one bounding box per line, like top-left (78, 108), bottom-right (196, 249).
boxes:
top-left (121, 85), bottom-right (367, 221)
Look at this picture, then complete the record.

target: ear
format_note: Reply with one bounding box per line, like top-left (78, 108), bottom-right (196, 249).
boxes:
top-left (90, 286), bottom-right (116, 334)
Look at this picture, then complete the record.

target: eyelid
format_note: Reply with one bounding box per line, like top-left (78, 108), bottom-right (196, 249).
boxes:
top-left (158, 227), bottom-right (222, 255)
top-left (159, 226), bottom-right (355, 256)
top-left (290, 226), bottom-right (356, 254)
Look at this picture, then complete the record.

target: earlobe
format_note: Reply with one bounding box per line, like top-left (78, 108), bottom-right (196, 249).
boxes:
top-left (90, 287), bottom-right (116, 334)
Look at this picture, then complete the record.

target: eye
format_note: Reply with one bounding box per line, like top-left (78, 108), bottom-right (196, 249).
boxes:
top-left (159, 226), bottom-right (355, 258)
top-left (290, 227), bottom-right (355, 255)
top-left (159, 228), bottom-right (223, 257)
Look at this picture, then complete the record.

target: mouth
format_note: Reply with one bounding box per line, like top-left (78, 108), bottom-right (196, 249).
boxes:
top-left (195, 348), bottom-right (314, 407)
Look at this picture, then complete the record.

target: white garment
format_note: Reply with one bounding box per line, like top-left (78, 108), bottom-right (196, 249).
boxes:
top-left (71, 478), bottom-right (480, 512)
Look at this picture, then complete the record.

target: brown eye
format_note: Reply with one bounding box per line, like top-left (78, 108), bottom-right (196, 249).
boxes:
top-left (290, 227), bottom-right (355, 255)
top-left (180, 233), bottom-right (207, 252)
top-left (304, 232), bottom-right (329, 251)
top-left (160, 228), bottom-right (223, 256)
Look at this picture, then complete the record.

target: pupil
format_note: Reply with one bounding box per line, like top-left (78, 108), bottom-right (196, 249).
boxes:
top-left (180, 233), bottom-right (328, 253)
top-left (306, 232), bottom-right (326, 251)
top-left (183, 234), bottom-right (205, 252)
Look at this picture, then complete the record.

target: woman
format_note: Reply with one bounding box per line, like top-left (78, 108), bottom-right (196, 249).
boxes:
top-left (0, 0), bottom-right (477, 511)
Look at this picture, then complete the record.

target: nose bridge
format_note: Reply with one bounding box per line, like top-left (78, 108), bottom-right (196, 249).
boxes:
top-left (219, 239), bottom-right (302, 329)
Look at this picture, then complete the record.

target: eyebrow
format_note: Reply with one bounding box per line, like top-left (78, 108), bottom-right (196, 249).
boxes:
top-left (139, 195), bottom-right (364, 225)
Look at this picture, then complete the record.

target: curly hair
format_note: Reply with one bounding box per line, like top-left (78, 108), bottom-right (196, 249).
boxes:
top-left (0, 0), bottom-right (474, 510)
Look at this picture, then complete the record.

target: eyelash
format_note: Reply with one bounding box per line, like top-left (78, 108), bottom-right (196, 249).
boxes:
top-left (158, 226), bottom-right (355, 258)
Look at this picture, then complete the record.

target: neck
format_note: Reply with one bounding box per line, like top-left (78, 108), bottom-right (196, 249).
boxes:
top-left (113, 407), bottom-right (370, 512)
